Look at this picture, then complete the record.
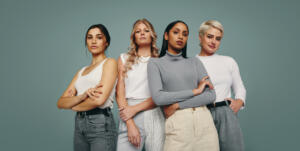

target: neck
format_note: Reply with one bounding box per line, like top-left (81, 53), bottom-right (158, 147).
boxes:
top-left (137, 45), bottom-right (151, 57)
top-left (199, 48), bottom-right (214, 56)
top-left (91, 53), bottom-right (106, 65)
top-left (167, 45), bottom-right (181, 56)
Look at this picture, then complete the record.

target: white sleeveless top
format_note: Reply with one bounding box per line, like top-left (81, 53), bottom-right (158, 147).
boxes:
top-left (75, 59), bottom-right (115, 109)
top-left (120, 53), bottom-right (151, 99)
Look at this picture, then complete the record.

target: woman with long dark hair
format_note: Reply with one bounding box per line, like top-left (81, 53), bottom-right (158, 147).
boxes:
top-left (57, 24), bottom-right (117, 151)
top-left (148, 20), bottom-right (219, 151)
top-left (116, 18), bottom-right (164, 151)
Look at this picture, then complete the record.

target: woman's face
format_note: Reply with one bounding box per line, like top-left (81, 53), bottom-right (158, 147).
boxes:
top-left (86, 28), bottom-right (108, 54)
top-left (134, 23), bottom-right (152, 46)
top-left (199, 27), bottom-right (222, 55)
top-left (165, 22), bottom-right (189, 51)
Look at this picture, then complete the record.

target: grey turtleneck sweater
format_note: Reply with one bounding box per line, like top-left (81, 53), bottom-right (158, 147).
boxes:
top-left (147, 51), bottom-right (216, 109)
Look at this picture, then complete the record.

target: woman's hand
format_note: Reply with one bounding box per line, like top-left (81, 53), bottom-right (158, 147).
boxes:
top-left (163, 103), bottom-right (179, 118)
top-left (226, 98), bottom-right (244, 113)
top-left (86, 84), bottom-right (103, 101)
top-left (78, 91), bottom-right (88, 101)
top-left (193, 76), bottom-right (214, 95)
top-left (127, 122), bottom-right (141, 148)
top-left (119, 105), bottom-right (138, 121)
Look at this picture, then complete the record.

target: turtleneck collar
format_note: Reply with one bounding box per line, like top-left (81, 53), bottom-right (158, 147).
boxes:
top-left (164, 50), bottom-right (184, 61)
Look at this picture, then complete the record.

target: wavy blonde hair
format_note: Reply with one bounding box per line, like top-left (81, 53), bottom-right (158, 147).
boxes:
top-left (123, 18), bottom-right (159, 76)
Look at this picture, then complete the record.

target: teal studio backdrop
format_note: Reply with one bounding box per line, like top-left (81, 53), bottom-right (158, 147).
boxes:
top-left (1, 0), bottom-right (299, 150)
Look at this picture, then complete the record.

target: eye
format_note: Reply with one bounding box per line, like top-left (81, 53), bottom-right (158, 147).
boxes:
top-left (135, 30), bottom-right (140, 33)
top-left (145, 29), bottom-right (150, 32)
top-left (216, 37), bottom-right (222, 41)
top-left (207, 35), bottom-right (213, 39)
top-left (183, 31), bottom-right (188, 37)
top-left (87, 36), bottom-right (92, 39)
top-left (173, 31), bottom-right (178, 34)
top-left (97, 36), bottom-right (102, 40)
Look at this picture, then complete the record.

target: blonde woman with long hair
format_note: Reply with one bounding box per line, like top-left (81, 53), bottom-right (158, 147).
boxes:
top-left (116, 19), bottom-right (164, 151)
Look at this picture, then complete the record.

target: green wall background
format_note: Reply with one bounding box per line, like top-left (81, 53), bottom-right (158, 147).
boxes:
top-left (1, 0), bottom-right (299, 150)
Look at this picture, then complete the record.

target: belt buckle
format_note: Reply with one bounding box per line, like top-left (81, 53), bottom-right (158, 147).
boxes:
top-left (192, 107), bottom-right (196, 111)
top-left (213, 102), bottom-right (216, 108)
top-left (225, 100), bottom-right (230, 106)
top-left (79, 112), bottom-right (86, 118)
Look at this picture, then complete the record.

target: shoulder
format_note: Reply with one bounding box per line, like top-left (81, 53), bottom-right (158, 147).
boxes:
top-left (188, 56), bottom-right (205, 68)
top-left (77, 65), bottom-right (87, 74)
top-left (103, 58), bottom-right (117, 68)
top-left (217, 54), bottom-right (237, 63)
top-left (148, 58), bottom-right (164, 71)
top-left (148, 57), bottom-right (161, 65)
top-left (188, 56), bottom-right (200, 62)
top-left (218, 55), bottom-right (240, 71)
top-left (120, 53), bottom-right (129, 63)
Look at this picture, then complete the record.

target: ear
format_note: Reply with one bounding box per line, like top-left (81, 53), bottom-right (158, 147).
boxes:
top-left (198, 34), bottom-right (202, 42)
top-left (164, 32), bottom-right (168, 41)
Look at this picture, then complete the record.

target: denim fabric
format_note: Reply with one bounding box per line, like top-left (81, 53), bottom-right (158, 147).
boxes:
top-left (74, 110), bottom-right (117, 151)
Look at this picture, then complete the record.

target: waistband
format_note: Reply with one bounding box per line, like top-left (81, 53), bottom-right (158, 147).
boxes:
top-left (207, 100), bottom-right (231, 109)
top-left (77, 108), bottom-right (111, 117)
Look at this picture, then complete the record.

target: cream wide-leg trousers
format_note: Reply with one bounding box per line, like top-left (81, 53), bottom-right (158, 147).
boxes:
top-left (164, 106), bottom-right (219, 151)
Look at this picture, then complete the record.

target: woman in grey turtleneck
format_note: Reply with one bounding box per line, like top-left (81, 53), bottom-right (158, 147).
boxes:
top-left (147, 21), bottom-right (219, 151)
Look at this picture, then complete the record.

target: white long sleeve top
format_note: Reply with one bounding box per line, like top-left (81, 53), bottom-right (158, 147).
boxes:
top-left (196, 54), bottom-right (246, 107)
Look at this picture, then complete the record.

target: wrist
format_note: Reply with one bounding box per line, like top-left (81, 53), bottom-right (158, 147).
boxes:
top-left (72, 106), bottom-right (78, 111)
top-left (126, 119), bottom-right (135, 127)
top-left (79, 94), bottom-right (85, 101)
top-left (174, 103), bottom-right (180, 110)
top-left (237, 99), bottom-right (244, 106)
top-left (132, 105), bottom-right (139, 114)
top-left (192, 89), bottom-right (200, 96)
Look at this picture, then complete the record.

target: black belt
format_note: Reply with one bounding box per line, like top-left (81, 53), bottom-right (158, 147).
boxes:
top-left (207, 100), bottom-right (231, 109)
top-left (77, 108), bottom-right (110, 117)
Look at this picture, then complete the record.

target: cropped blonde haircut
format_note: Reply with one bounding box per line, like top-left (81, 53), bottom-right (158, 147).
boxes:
top-left (199, 20), bottom-right (224, 37)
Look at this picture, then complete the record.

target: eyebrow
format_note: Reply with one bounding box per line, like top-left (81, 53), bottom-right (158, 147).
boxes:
top-left (136, 27), bottom-right (149, 30)
top-left (174, 27), bottom-right (188, 32)
top-left (87, 34), bottom-right (103, 36)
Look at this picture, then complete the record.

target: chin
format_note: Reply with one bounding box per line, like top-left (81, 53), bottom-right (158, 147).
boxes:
top-left (209, 50), bottom-right (217, 54)
top-left (89, 50), bottom-right (101, 54)
top-left (138, 42), bottom-right (151, 46)
top-left (204, 48), bottom-right (216, 54)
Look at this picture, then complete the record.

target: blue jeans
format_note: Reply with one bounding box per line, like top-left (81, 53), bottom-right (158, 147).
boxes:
top-left (74, 109), bottom-right (117, 151)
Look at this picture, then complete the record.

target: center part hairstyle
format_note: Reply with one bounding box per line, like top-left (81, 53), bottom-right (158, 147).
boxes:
top-left (123, 18), bottom-right (159, 76)
top-left (85, 24), bottom-right (111, 48)
top-left (159, 20), bottom-right (189, 58)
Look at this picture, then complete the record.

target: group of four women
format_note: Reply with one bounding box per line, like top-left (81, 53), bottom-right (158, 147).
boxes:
top-left (57, 19), bottom-right (246, 151)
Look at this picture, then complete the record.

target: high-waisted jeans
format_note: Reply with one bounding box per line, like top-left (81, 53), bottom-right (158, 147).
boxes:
top-left (74, 109), bottom-right (117, 151)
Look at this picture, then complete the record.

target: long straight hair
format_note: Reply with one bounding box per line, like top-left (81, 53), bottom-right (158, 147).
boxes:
top-left (159, 20), bottom-right (189, 58)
